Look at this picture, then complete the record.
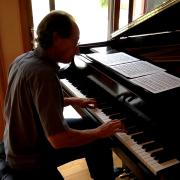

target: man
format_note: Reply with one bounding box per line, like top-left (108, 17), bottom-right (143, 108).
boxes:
top-left (3, 10), bottom-right (124, 180)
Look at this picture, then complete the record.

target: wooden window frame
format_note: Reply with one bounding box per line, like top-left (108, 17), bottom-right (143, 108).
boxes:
top-left (19, 0), bottom-right (34, 51)
top-left (49, 0), bottom-right (55, 11)
top-left (0, 40), bottom-right (6, 139)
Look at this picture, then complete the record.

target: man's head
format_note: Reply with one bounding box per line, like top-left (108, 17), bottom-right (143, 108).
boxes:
top-left (36, 10), bottom-right (79, 63)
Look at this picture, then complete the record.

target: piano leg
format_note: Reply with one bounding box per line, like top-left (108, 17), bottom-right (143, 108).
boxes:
top-left (113, 147), bottom-right (149, 180)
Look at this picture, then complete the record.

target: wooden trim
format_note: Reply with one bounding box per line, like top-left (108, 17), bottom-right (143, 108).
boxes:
top-left (108, 0), bottom-right (120, 39)
top-left (114, 0), bottom-right (120, 31)
top-left (49, 0), bottom-right (55, 11)
top-left (0, 39), bottom-right (6, 140)
top-left (18, 0), bottom-right (34, 52)
top-left (143, 0), bottom-right (148, 13)
top-left (107, 0), bottom-right (115, 39)
top-left (128, 0), bottom-right (134, 23)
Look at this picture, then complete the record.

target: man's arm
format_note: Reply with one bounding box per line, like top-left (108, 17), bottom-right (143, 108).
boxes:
top-left (64, 97), bottom-right (96, 108)
top-left (48, 120), bottom-right (124, 149)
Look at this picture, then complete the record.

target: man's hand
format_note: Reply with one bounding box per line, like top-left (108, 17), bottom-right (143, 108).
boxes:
top-left (95, 119), bottom-right (126, 138)
top-left (48, 119), bottom-right (126, 149)
top-left (75, 98), bottom-right (97, 108)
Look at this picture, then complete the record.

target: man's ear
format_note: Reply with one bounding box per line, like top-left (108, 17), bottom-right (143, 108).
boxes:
top-left (52, 32), bottom-right (62, 42)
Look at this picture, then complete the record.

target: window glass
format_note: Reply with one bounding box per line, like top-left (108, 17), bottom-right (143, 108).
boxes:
top-left (145, 0), bottom-right (168, 13)
top-left (133, 0), bottom-right (145, 21)
top-left (118, 0), bottom-right (169, 31)
top-left (31, 0), bottom-right (50, 40)
top-left (119, 0), bottom-right (129, 29)
top-left (55, 0), bottom-right (108, 43)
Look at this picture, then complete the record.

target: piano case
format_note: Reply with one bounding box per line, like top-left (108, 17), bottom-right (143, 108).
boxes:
top-left (59, 1), bottom-right (180, 179)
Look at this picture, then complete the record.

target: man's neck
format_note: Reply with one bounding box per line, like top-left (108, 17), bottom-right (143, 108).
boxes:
top-left (36, 46), bottom-right (58, 63)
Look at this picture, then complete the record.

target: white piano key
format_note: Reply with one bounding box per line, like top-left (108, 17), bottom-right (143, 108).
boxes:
top-left (115, 132), bottom-right (180, 175)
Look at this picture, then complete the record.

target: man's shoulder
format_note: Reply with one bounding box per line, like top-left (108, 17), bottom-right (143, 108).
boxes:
top-left (18, 51), bottom-right (54, 73)
top-left (14, 51), bottom-right (33, 62)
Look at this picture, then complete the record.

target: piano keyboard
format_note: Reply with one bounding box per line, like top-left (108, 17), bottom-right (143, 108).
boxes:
top-left (60, 78), bottom-right (180, 175)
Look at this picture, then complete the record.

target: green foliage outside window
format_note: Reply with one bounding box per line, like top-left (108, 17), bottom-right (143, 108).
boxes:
top-left (100, 0), bottom-right (108, 8)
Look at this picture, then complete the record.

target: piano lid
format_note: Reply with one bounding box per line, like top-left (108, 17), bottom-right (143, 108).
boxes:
top-left (111, 0), bottom-right (180, 39)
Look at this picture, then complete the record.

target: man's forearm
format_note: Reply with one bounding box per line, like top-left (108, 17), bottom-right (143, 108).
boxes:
top-left (64, 97), bottom-right (79, 106)
top-left (48, 128), bottom-right (101, 149)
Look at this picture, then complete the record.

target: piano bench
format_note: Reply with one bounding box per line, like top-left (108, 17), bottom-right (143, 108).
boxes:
top-left (0, 142), bottom-right (13, 180)
top-left (0, 142), bottom-right (63, 180)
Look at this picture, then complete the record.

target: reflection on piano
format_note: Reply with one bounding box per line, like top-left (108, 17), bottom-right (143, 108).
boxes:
top-left (59, 1), bottom-right (180, 179)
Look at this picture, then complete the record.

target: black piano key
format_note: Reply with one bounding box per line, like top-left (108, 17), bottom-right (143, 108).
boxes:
top-left (158, 155), bottom-right (174, 164)
top-left (131, 132), bottom-right (155, 144)
top-left (109, 113), bottom-right (125, 119)
top-left (127, 126), bottom-right (142, 135)
top-left (142, 141), bottom-right (163, 152)
top-left (137, 137), bottom-right (154, 144)
top-left (151, 150), bottom-right (175, 163)
top-left (131, 132), bottom-right (144, 140)
top-left (123, 118), bottom-right (137, 127)
top-left (151, 149), bottom-right (164, 158)
top-left (102, 107), bottom-right (120, 115)
top-left (70, 80), bottom-right (101, 97)
top-left (97, 102), bottom-right (111, 109)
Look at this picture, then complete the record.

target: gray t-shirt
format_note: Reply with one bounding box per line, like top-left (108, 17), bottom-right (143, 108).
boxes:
top-left (3, 47), bottom-right (68, 169)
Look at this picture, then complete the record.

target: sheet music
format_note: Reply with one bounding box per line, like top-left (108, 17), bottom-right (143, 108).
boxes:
top-left (90, 47), bottom-right (110, 53)
top-left (87, 52), bottom-right (139, 66)
top-left (130, 72), bottom-right (180, 93)
top-left (111, 61), bottom-right (165, 78)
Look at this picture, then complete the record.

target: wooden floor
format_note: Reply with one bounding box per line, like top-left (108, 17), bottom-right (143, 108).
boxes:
top-left (58, 152), bottom-right (123, 180)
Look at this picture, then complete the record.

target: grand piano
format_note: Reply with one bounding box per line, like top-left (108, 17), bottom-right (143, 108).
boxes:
top-left (59, 1), bottom-right (180, 179)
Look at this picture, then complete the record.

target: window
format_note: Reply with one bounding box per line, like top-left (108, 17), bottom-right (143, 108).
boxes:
top-left (144, 0), bottom-right (168, 13)
top-left (55, 0), bottom-right (108, 44)
top-left (114, 0), bottom-right (169, 31)
top-left (31, 0), bottom-right (109, 44)
top-left (31, 0), bottom-right (50, 44)
top-left (119, 0), bottom-right (129, 29)
top-left (31, 0), bottom-right (169, 44)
